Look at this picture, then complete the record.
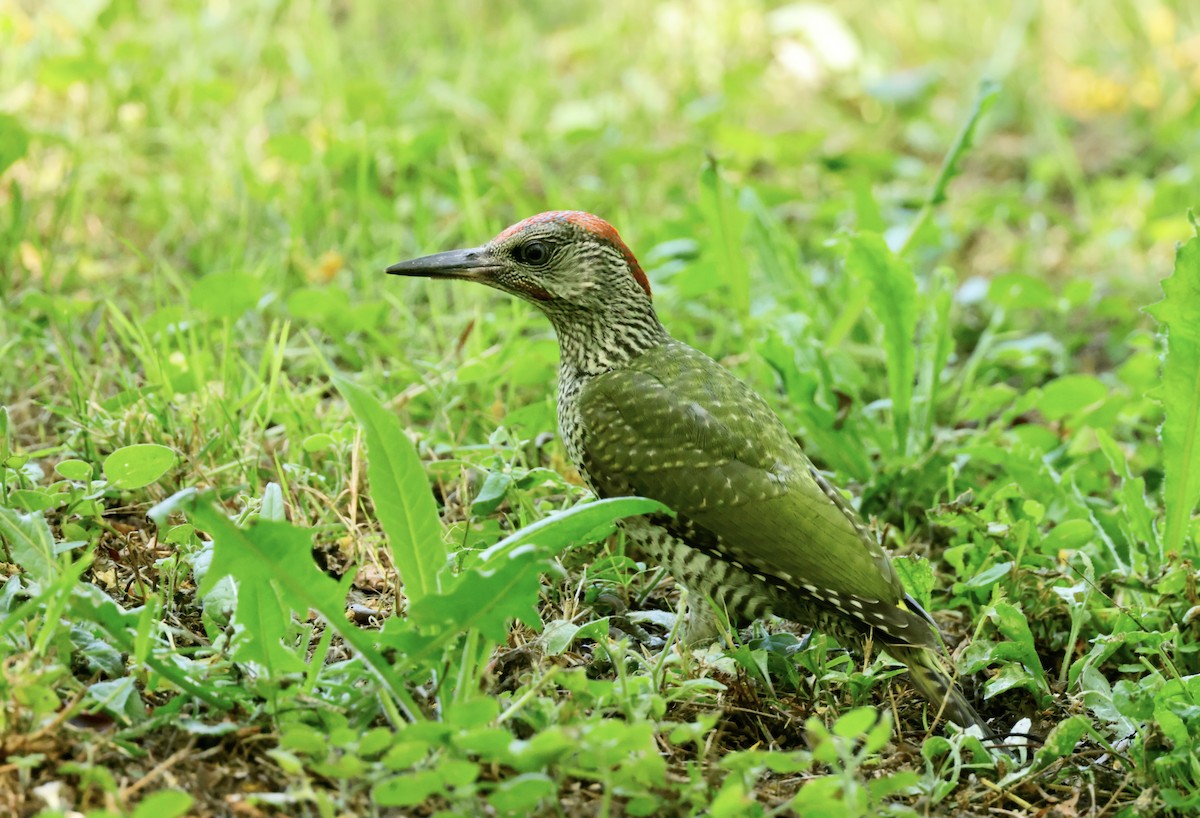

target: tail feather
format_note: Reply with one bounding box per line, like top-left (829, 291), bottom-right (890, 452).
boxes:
top-left (887, 642), bottom-right (994, 738)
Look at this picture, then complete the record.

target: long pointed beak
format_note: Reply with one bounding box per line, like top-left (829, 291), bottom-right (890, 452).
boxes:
top-left (385, 246), bottom-right (500, 281)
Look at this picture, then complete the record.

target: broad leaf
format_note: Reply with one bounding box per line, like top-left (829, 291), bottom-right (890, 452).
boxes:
top-left (405, 496), bottom-right (665, 665)
top-left (130, 790), bottom-right (194, 818)
top-left (187, 499), bottom-right (419, 717)
top-left (893, 554), bottom-right (934, 611)
top-left (190, 502), bottom-right (343, 659)
top-left (0, 506), bottom-right (57, 582)
top-left (479, 496), bottom-right (668, 563)
top-left (103, 444), bottom-right (177, 490)
top-left (333, 374), bottom-right (445, 604)
top-left (409, 545), bottom-right (549, 642)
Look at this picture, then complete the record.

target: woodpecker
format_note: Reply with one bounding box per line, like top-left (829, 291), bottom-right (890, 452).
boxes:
top-left (387, 210), bottom-right (990, 734)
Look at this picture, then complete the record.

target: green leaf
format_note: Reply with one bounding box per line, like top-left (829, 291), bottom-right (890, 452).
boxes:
top-left (790, 775), bottom-right (848, 817)
top-left (266, 748), bottom-right (305, 775)
top-left (1031, 715), bottom-right (1090, 765)
top-left (7, 489), bottom-right (60, 513)
top-left (833, 706), bottom-right (878, 738)
top-left (1095, 429), bottom-right (1157, 560)
top-left (867, 771), bottom-right (921, 802)
top-left (970, 600), bottom-right (1049, 698)
top-left (437, 758), bottom-right (480, 788)
top-left (333, 374), bottom-right (446, 605)
top-left (302, 432), bottom-right (335, 452)
top-left (893, 555), bottom-right (934, 610)
top-left (0, 506), bottom-right (58, 582)
top-left (961, 560), bottom-right (1013, 591)
top-left (698, 156), bottom-right (750, 320)
top-left (372, 770), bottom-right (443, 807)
top-left (472, 469), bottom-right (512, 515)
top-left (288, 286), bottom-right (351, 322)
top-left (926, 79), bottom-right (999, 207)
top-left (541, 619), bottom-right (580, 655)
top-left (479, 496), bottom-right (668, 564)
top-left (68, 584), bottom-right (233, 710)
top-left (190, 508), bottom-right (327, 666)
top-left (1040, 519), bottom-right (1097, 554)
top-left (409, 545), bottom-right (549, 641)
top-left (0, 113), bottom-right (29, 176)
top-left (846, 233), bottom-right (917, 455)
top-left (74, 626), bottom-right (124, 676)
top-left (897, 78), bottom-right (998, 254)
top-left (279, 724), bottom-right (329, 755)
top-left (989, 272), bottom-right (1055, 310)
top-left (55, 459), bottom-right (93, 481)
top-left (913, 267), bottom-right (954, 447)
top-left (147, 488), bottom-right (199, 528)
top-left (542, 617), bottom-right (609, 655)
top-left (1145, 234), bottom-right (1200, 555)
top-left (358, 727), bottom-right (394, 757)
top-left (404, 497), bottom-right (665, 665)
top-left (131, 790), bottom-right (194, 818)
top-left (382, 739), bottom-right (432, 770)
top-left (487, 773), bottom-right (556, 814)
top-left (103, 444), bottom-right (176, 490)
top-left (86, 676), bottom-right (145, 721)
top-left (1037, 374), bottom-right (1107, 420)
top-left (445, 695), bottom-right (500, 728)
top-left (0, 405), bottom-right (9, 463)
top-left (191, 271), bottom-right (263, 319)
top-left (264, 132), bottom-right (313, 165)
top-left (260, 482), bottom-right (285, 522)
top-left (983, 662), bottom-right (1040, 697)
top-left (186, 499), bottom-right (419, 717)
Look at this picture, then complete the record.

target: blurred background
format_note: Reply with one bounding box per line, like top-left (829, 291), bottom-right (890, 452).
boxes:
top-left (2, 3), bottom-right (1199, 811)
top-left (0, 0), bottom-right (1196, 478)
top-left (3, 0), bottom-right (1195, 287)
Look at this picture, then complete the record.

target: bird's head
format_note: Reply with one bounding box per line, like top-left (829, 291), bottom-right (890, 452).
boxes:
top-left (386, 211), bottom-right (652, 313)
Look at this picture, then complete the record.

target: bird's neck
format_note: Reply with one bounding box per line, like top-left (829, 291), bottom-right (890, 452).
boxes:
top-left (548, 302), bottom-right (670, 378)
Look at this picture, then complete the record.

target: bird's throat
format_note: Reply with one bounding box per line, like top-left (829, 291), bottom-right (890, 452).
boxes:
top-left (547, 303), bottom-right (670, 377)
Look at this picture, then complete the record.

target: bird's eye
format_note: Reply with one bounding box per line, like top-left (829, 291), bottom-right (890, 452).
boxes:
top-left (516, 240), bottom-right (550, 265)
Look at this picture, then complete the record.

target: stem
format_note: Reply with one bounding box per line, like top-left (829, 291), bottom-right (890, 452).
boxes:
top-left (899, 79), bottom-right (1001, 257)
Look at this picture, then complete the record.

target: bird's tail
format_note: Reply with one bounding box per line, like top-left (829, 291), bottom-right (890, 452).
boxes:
top-left (886, 642), bottom-right (994, 739)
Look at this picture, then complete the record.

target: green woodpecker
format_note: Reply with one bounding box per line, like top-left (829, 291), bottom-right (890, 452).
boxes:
top-left (388, 211), bottom-right (990, 734)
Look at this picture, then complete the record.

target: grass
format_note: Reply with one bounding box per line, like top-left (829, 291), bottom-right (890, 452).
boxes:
top-left (1, 0), bottom-right (1199, 815)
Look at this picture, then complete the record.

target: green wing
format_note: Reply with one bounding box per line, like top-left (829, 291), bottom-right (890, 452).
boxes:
top-left (579, 341), bottom-right (905, 609)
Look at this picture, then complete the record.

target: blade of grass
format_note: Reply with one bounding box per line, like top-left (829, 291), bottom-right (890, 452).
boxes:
top-left (898, 79), bottom-right (1000, 256)
top-left (845, 234), bottom-right (917, 456)
top-left (699, 155), bottom-right (751, 322)
top-left (1145, 223), bottom-right (1200, 557)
